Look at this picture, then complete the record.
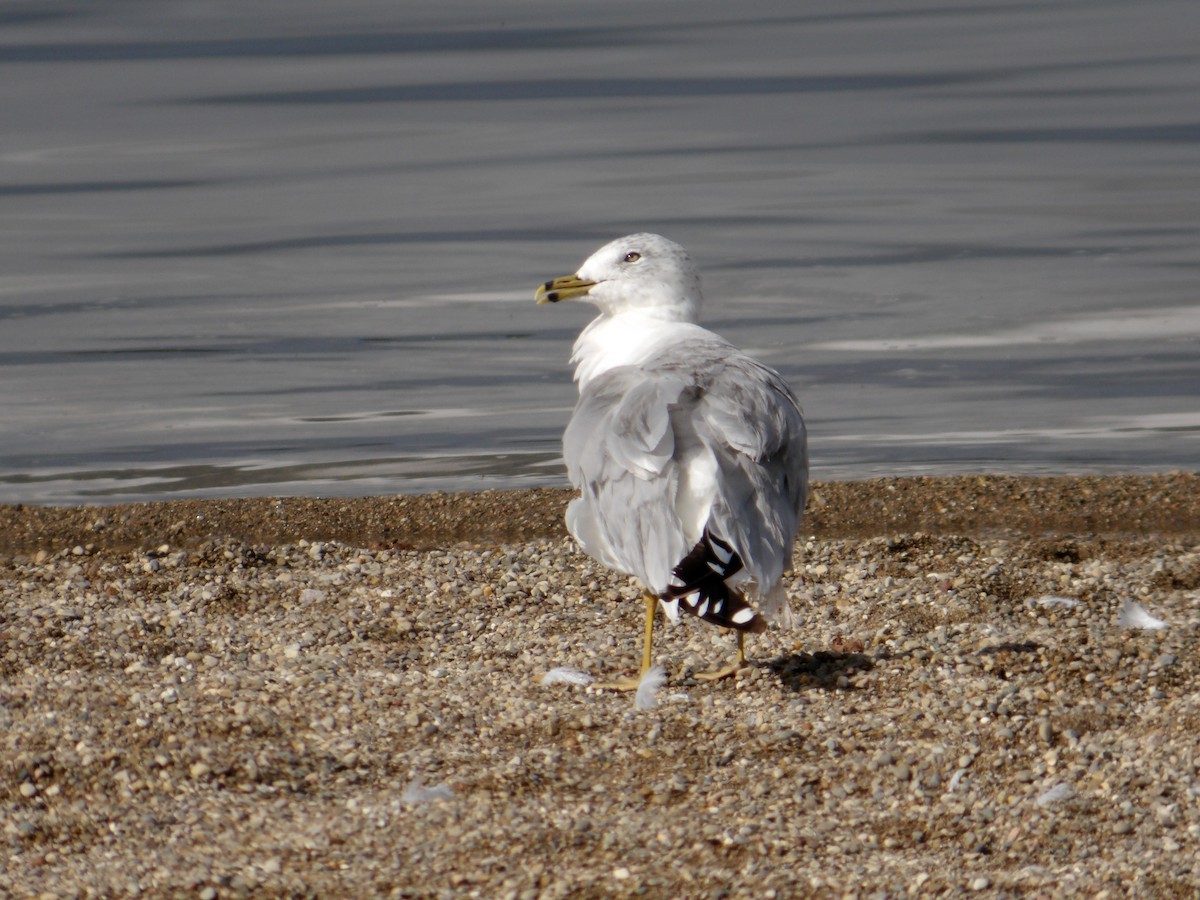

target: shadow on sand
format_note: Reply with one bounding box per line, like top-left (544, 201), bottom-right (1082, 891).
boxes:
top-left (764, 650), bottom-right (876, 692)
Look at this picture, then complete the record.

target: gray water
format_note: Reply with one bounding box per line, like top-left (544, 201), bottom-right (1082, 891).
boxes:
top-left (2, 0), bottom-right (1198, 504)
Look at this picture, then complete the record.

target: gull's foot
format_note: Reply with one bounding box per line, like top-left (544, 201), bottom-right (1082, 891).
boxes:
top-left (593, 674), bottom-right (645, 691)
top-left (693, 660), bottom-right (750, 683)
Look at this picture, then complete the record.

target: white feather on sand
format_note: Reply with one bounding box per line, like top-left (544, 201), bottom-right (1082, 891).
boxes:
top-left (1028, 595), bottom-right (1081, 609)
top-left (1117, 598), bottom-right (1167, 631)
top-left (540, 667), bottom-right (595, 687)
top-left (635, 665), bottom-right (667, 710)
top-left (401, 777), bottom-right (453, 805)
top-left (1036, 783), bottom-right (1072, 807)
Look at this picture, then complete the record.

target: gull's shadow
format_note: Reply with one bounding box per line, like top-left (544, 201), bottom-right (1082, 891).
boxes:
top-left (764, 650), bottom-right (875, 692)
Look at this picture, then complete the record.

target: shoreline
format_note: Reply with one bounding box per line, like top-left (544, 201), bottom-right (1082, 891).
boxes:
top-left (2, 472), bottom-right (1198, 556)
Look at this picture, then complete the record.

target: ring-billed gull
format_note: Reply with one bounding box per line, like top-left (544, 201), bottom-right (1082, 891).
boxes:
top-left (536, 233), bottom-right (808, 688)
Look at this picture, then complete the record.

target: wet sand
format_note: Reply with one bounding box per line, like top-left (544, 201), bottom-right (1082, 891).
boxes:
top-left (3, 474), bottom-right (1199, 897)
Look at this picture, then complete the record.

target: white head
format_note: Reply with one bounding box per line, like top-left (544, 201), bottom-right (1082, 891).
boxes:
top-left (535, 233), bottom-right (702, 321)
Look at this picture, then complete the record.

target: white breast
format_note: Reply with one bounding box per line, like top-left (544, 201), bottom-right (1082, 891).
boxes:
top-left (571, 309), bottom-right (709, 389)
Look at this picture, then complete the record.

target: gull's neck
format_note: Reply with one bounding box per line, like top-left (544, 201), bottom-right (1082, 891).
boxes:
top-left (570, 306), bottom-right (703, 390)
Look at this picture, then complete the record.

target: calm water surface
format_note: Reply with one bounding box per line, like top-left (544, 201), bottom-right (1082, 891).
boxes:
top-left (2, 0), bottom-right (1198, 503)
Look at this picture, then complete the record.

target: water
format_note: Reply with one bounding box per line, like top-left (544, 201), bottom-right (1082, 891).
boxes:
top-left (2, 0), bottom-right (1198, 504)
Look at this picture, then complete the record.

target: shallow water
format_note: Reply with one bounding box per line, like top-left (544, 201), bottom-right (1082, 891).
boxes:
top-left (2, 0), bottom-right (1198, 504)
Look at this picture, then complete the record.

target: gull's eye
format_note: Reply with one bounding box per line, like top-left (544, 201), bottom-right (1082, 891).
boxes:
top-left (623, 251), bottom-right (642, 263)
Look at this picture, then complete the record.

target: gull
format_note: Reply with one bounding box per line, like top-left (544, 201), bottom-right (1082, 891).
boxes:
top-left (536, 233), bottom-right (808, 688)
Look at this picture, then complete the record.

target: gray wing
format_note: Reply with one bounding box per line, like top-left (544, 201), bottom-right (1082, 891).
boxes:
top-left (563, 337), bottom-right (808, 596)
top-left (689, 353), bottom-right (809, 592)
top-left (563, 367), bottom-right (693, 592)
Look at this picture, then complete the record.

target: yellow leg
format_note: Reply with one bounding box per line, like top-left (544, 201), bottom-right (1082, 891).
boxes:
top-left (596, 592), bottom-right (658, 691)
top-left (695, 631), bottom-right (751, 682)
top-left (640, 591), bottom-right (655, 673)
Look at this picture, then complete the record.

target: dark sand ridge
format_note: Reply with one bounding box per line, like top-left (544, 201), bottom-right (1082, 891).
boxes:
top-left (3, 473), bottom-right (1199, 556)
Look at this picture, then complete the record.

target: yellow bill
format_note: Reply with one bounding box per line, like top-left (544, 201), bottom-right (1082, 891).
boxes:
top-left (535, 275), bottom-right (597, 305)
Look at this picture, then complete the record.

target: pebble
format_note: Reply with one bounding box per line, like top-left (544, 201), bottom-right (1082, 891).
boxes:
top-left (1, 486), bottom-right (1198, 897)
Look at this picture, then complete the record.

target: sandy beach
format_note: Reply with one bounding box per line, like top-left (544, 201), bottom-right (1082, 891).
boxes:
top-left (3, 474), bottom-right (1199, 897)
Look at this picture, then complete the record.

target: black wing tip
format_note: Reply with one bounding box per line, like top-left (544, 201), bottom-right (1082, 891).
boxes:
top-left (665, 530), bottom-right (764, 632)
top-left (664, 580), bottom-right (766, 633)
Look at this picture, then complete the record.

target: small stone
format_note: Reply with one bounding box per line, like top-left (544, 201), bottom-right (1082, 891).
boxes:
top-left (19, 782), bottom-right (38, 798)
top-left (190, 762), bottom-right (211, 779)
top-left (612, 867), bottom-right (630, 881)
top-left (969, 877), bottom-right (990, 891)
top-left (199, 888), bottom-right (217, 900)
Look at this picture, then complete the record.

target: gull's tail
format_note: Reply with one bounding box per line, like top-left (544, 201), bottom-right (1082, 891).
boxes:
top-left (661, 531), bottom-right (765, 633)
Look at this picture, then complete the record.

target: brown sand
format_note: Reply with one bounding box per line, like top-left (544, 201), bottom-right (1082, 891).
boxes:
top-left (2, 474), bottom-right (1199, 898)
top-left (4, 473), bottom-right (1199, 555)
